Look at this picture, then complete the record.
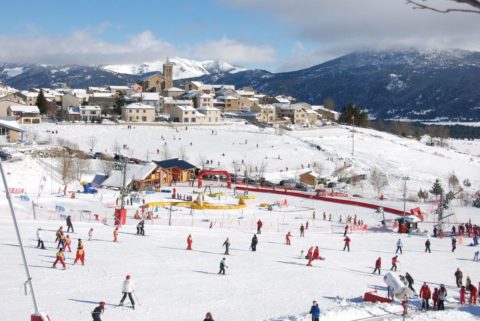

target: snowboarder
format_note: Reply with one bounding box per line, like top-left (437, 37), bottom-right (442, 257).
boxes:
top-left (250, 234), bottom-right (258, 251)
top-left (452, 236), bottom-right (457, 252)
top-left (390, 255), bottom-right (399, 271)
top-left (119, 275), bottom-right (135, 309)
top-left (136, 220), bottom-right (145, 236)
top-left (438, 284), bottom-right (447, 310)
top-left (218, 257), bottom-right (228, 275)
top-left (203, 312), bottom-right (214, 321)
top-left (373, 257), bottom-right (381, 274)
top-left (460, 286), bottom-right (466, 305)
top-left (52, 248), bottom-right (66, 269)
top-left (432, 288), bottom-right (439, 310)
top-left (455, 268), bottom-right (463, 288)
top-left (91, 301), bottom-right (105, 321)
top-left (88, 228), bottom-right (93, 241)
top-left (395, 239), bottom-right (403, 254)
top-left (256, 219), bottom-right (263, 234)
top-left (223, 238), bottom-right (230, 255)
top-left (309, 300), bottom-right (320, 321)
top-left (420, 282), bottom-right (431, 310)
top-left (73, 239), bottom-right (85, 265)
top-left (187, 234), bottom-right (193, 250)
top-left (64, 235), bottom-right (72, 252)
top-left (66, 215), bottom-right (74, 233)
top-left (344, 225), bottom-right (349, 237)
top-left (343, 236), bottom-right (351, 252)
top-left (425, 239), bottom-right (431, 253)
top-left (285, 232), bottom-right (292, 245)
top-left (470, 284), bottom-right (478, 305)
top-left (36, 228), bottom-right (45, 249)
top-left (405, 272), bottom-right (415, 293)
top-left (113, 227), bottom-right (119, 242)
top-left (300, 224), bottom-right (305, 237)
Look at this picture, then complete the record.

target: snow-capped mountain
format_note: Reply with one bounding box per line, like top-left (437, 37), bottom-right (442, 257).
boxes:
top-left (101, 57), bottom-right (246, 79)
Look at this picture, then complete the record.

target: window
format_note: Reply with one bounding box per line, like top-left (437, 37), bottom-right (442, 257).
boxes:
top-left (129, 110), bottom-right (132, 113)
top-left (142, 116), bottom-right (147, 121)
top-left (192, 118), bottom-right (196, 123)
top-left (136, 116), bottom-right (139, 120)
top-left (185, 118), bottom-right (189, 123)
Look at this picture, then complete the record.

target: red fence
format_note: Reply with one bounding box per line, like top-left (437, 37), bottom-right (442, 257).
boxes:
top-left (235, 186), bottom-right (410, 216)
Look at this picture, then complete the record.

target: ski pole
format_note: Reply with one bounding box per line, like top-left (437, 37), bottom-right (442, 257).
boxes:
top-left (133, 292), bottom-right (141, 306)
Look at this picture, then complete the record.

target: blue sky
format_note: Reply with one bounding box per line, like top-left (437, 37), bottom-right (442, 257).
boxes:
top-left (0, 0), bottom-right (478, 71)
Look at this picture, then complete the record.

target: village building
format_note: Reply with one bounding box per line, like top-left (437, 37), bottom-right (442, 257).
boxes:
top-left (163, 87), bottom-right (185, 98)
top-left (252, 104), bottom-right (276, 124)
top-left (121, 103), bottom-right (156, 122)
top-left (312, 105), bottom-right (340, 121)
top-left (197, 106), bottom-right (221, 123)
top-left (137, 63), bottom-right (173, 92)
top-left (154, 158), bottom-right (197, 184)
top-left (169, 104), bottom-right (197, 123)
top-left (78, 105), bottom-right (101, 122)
top-left (0, 97), bottom-right (27, 117)
top-left (299, 171), bottom-right (321, 186)
top-left (131, 92), bottom-right (160, 109)
top-left (7, 105), bottom-right (41, 124)
top-left (0, 117), bottom-right (24, 143)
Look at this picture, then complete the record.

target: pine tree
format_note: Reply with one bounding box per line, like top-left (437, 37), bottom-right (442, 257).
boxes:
top-left (338, 103), bottom-right (369, 127)
top-left (463, 179), bottom-right (472, 188)
top-left (429, 179), bottom-right (443, 200)
top-left (114, 92), bottom-right (125, 115)
top-left (36, 90), bottom-right (48, 114)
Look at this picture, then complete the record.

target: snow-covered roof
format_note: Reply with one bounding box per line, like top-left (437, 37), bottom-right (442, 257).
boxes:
top-left (164, 87), bottom-right (185, 92)
top-left (190, 81), bottom-right (203, 88)
top-left (92, 92), bottom-right (115, 98)
top-left (174, 105), bottom-right (196, 111)
top-left (197, 106), bottom-right (220, 112)
top-left (8, 105), bottom-right (40, 113)
top-left (195, 111), bottom-right (206, 118)
top-left (20, 91), bottom-right (40, 98)
top-left (123, 103), bottom-right (155, 110)
top-left (108, 85), bottom-right (130, 90)
top-left (200, 93), bottom-right (213, 98)
top-left (102, 163), bottom-right (157, 188)
top-left (0, 118), bottom-right (24, 132)
top-left (224, 95), bottom-right (239, 100)
top-left (140, 93), bottom-right (160, 101)
top-left (80, 105), bottom-right (101, 111)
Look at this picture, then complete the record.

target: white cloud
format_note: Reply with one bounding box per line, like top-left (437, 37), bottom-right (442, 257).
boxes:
top-left (192, 37), bottom-right (276, 65)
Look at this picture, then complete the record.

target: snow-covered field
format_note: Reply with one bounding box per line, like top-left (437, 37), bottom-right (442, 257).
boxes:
top-left (2, 122), bottom-right (480, 321)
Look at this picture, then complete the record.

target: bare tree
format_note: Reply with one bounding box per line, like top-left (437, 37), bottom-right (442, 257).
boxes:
top-left (406, 0), bottom-right (480, 14)
top-left (257, 160), bottom-right (268, 180)
top-left (101, 159), bottom-right (114, 176)
top-left (448, 172), bottom-right (460, 191)
top-left (232, 160), bottom-right (242, 178)
top-left (197, 154), bottom-right (207, 169)
top-left (369, 167), bottom-right (389, 197)
top-left (87, 135), bottom-right (98, 152)
top-left (58, 150), bottom-right (75, 195)
top-left (323, 97), bottom-right (336, 111)
top-left (178, 146), bottom-right (188, 161)
top-left (73, 157), bottom-right (90, 181)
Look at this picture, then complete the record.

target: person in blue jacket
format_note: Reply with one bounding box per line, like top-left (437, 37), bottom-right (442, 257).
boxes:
top-left (309, 300), bottom-right (320, 321)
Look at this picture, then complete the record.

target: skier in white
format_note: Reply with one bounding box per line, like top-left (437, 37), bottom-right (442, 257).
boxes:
top-left (119, 275), bottom-right (135, 309)
top-left (36, 228), bottom-right (45, 249)
top-left (396, 239), bottom-right (403, 254)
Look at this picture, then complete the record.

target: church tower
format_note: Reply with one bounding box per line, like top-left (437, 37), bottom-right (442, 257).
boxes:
top-left (163, 59), bottom-right (173, 89)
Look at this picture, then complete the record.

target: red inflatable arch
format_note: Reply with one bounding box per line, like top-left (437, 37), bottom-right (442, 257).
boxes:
top-left (197, 170), bottom-right (231, 189)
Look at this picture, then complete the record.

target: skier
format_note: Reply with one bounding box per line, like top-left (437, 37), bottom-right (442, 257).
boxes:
top-left (119, 275), bottom-right (135, 309)
top-left (36, 228), bottom-right (45, 249)
top-left (256, 219), bottom-right (263, 234)
top-left (344, 225), bottom-right (349, 237)
top-left (250, 234), bottom-right (258, 251)
top-left (218, 257), bottom-right (228, 275)
top-left (395, 239), bottom-right (403, 254)
top-left (455, 268), bottom-right (463, 288)
top-left (372, 257), bottom-right (381, 274)
top-left (203, 312), bottom-right (214, 321)
top-left (307, 246), bottom-right (314, 260)
top-left (420, 282), bottom-right (431, 310)
top-left (113, 227), bottom-right (119, 242)
top-left (136, 220), bottom-right (145, 236)
top-left (306, 221), bottom-right (309, 230)
top-left (460, 286), bottom-right (466, 305)
top-left (433, 226), bottom-right (438, 238)
top-left (52, 248), bottom-right (66, 269)
top-left (57, 232), bottom-right (66, 249)
top-left (432, 288), bottom-right (439, 310)
top-left (470, 284), bottom-right (478, 305)
top-left (88, 228), bottom-right (93, 241)
top-left (474, 250), bottom-right (480, 262)
top-left (405, 272), bottom-right (415, 293)
top-left (390, 255), bottom-right (399, 271)
top-left (313, 246), bottom-right (320, 260)
top-left (309, 300), bottom-right (320, 321)
top-left (91, 301), bottom-right (105, 321)
top-left (343, 236), bottom-right (351, 252)
top-left (73, 239), bottom-right (85, 265)
top-left (438, 284), bottom-right (447, 310)
top-left (300, 224), bottom-right (305, 237)
top-left (285, 232), bottom-right (292, 245)
top-left (466, 276), bottom-right (472, 290)
top-left (66, 215), bottom-right (74, 233)
top-left (187, 234), bottom-right (193, 250)
top-left (64, 235), bottom-right (72, 252)
top-left (401, 295), bottom-right (408, 316)
top-left (452, 236), bottom-right (457, 252)
top-left (425, 239), bottom-right (431, 253)
top-left (223, 238), bottom-right (230, 255)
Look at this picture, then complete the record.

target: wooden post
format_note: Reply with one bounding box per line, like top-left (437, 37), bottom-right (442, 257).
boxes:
top-left (31, 201), bottom-right (36, 220)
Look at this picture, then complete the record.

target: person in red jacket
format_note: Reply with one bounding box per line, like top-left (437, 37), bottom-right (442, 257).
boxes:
top-left (432, 288), bottom-right (439, 310)
top-left (307, 246), bottom-right (314, 260)
top-left (401, 295), bottom-right (408, 316)
top-left (470, 284), bottom-right (478, 305)
top-left (460, 286), bottom-right (466, 305)
top-left (187, 234), bottom-right (193, 250)
top-left (313, 246), bottom-right (320, 260)
top-left (52, 248), bottom-right (66, 269)
top-left (74, 239), bottom-right (85, 265)
top-left (256, 219), bottom-right (263, 234)
top-left (420, 282), bottom-right (431, 310)
top-left (372, 257), bottom-right (381, 274)
top-left (343, 236), bottom-right (351, 251)
top-left (390, 255), bottom-right (399, 271)
top-left (64, 235), bottom-right (72, 252)
top-left (285, 232), bottom-right (292, 245)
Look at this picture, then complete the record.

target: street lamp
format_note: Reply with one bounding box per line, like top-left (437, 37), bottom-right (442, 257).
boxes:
top-left (402, 177), bottom-right (410, 217)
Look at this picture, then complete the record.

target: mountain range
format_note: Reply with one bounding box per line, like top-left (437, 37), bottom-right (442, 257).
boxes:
top-left (1, 49), bottom-right (480, 120)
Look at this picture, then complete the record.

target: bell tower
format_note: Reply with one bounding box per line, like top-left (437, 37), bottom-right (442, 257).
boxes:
top-left (163, 58), bottom-right (173, 89)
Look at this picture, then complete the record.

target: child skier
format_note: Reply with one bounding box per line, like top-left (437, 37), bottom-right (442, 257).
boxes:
top-left (73, 239), bottom-right (85, 265)
top-left (88, 228), bottom-right (93, 241)
top-left (256, 219), bottom-right (263, 234)
top-left (343, 236), bottom-right (351, 251)
top-left (420, 282), bottom-right (431, 310)
top-left (223, 238), bottom-right (230, 255)
top-left (285, 232), bottom-right (292, 245)
top-left (425, 239), bottom-right (431, 253)
top-left (218, 257), bottom-right (228, 275)
top-left (313, 246), bottom-right (320, 260)
top-left (250, 234), bottom-right (258, 251)
top-left (91, 301), bottom-right (105, 321)
top-left (119, 275), bottom-right (135, 309)
top-left (390, 256), bottom-right (399, 271)
top-left (460, 286), bottom-right (466, 305)
top-left (395, 239), bottom-right (403, 254)
top-left (187, 234), bottom-right (193, 250)
top-left (309, 300), bottom-right (320, 321)
top-left (300, 224), bottom-right (305, 237)
top-left (372, 257), bottom-right (381, 274)
top-left (36, 228), bottom-right (45, 249)
top-left (52, 248), bottom-right (66, 269)
top-left (470, 284), bottom-right (478, 305)
top-left (64, 235), bottom-right (72, 252)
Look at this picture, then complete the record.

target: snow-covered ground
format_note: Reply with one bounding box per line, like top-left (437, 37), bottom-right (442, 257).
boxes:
top-left (2, 123), bottom-right (480, 321)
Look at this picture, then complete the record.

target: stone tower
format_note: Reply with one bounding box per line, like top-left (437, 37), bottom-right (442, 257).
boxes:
top-left (163, 59), bottom-right (173, 89)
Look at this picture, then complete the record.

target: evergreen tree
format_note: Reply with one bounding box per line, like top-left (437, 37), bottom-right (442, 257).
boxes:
top-left (474, 196), bottom-right (480, 208)
top-left (463, 179), bottom-right (471, 188)
top-left (448, 173), bottom-right (459, 191)
top-left (445, 191), bottom-right (455, 202)
top-left (429, 179), bottom-right (443, 200)
top-left (114, 92), bottom-right (125, 115)
top-left (338, 103), bottom-right (369, 127)
top-left (36, 90), bottom-right (48, 114)
top-left (417, 189), bottom-right (428, 202)
top-left (323, 97), bottom-right (336, 111)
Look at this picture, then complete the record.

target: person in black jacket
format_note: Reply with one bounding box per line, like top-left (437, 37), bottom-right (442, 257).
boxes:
top-left (136, 220), bottom-right (145, 235)
top-left (250, 234), bottom-right (258, 251)
top-left (203, 312), bottom-right (214, 321)
top-left (425, 239), bottom-right (431, 253)
top-left (405, 272), bottom-right (415, 293)
top-left (92, 301), bottom-right (105, 321)
top-left (66, 215), bottom-right (74, 233)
